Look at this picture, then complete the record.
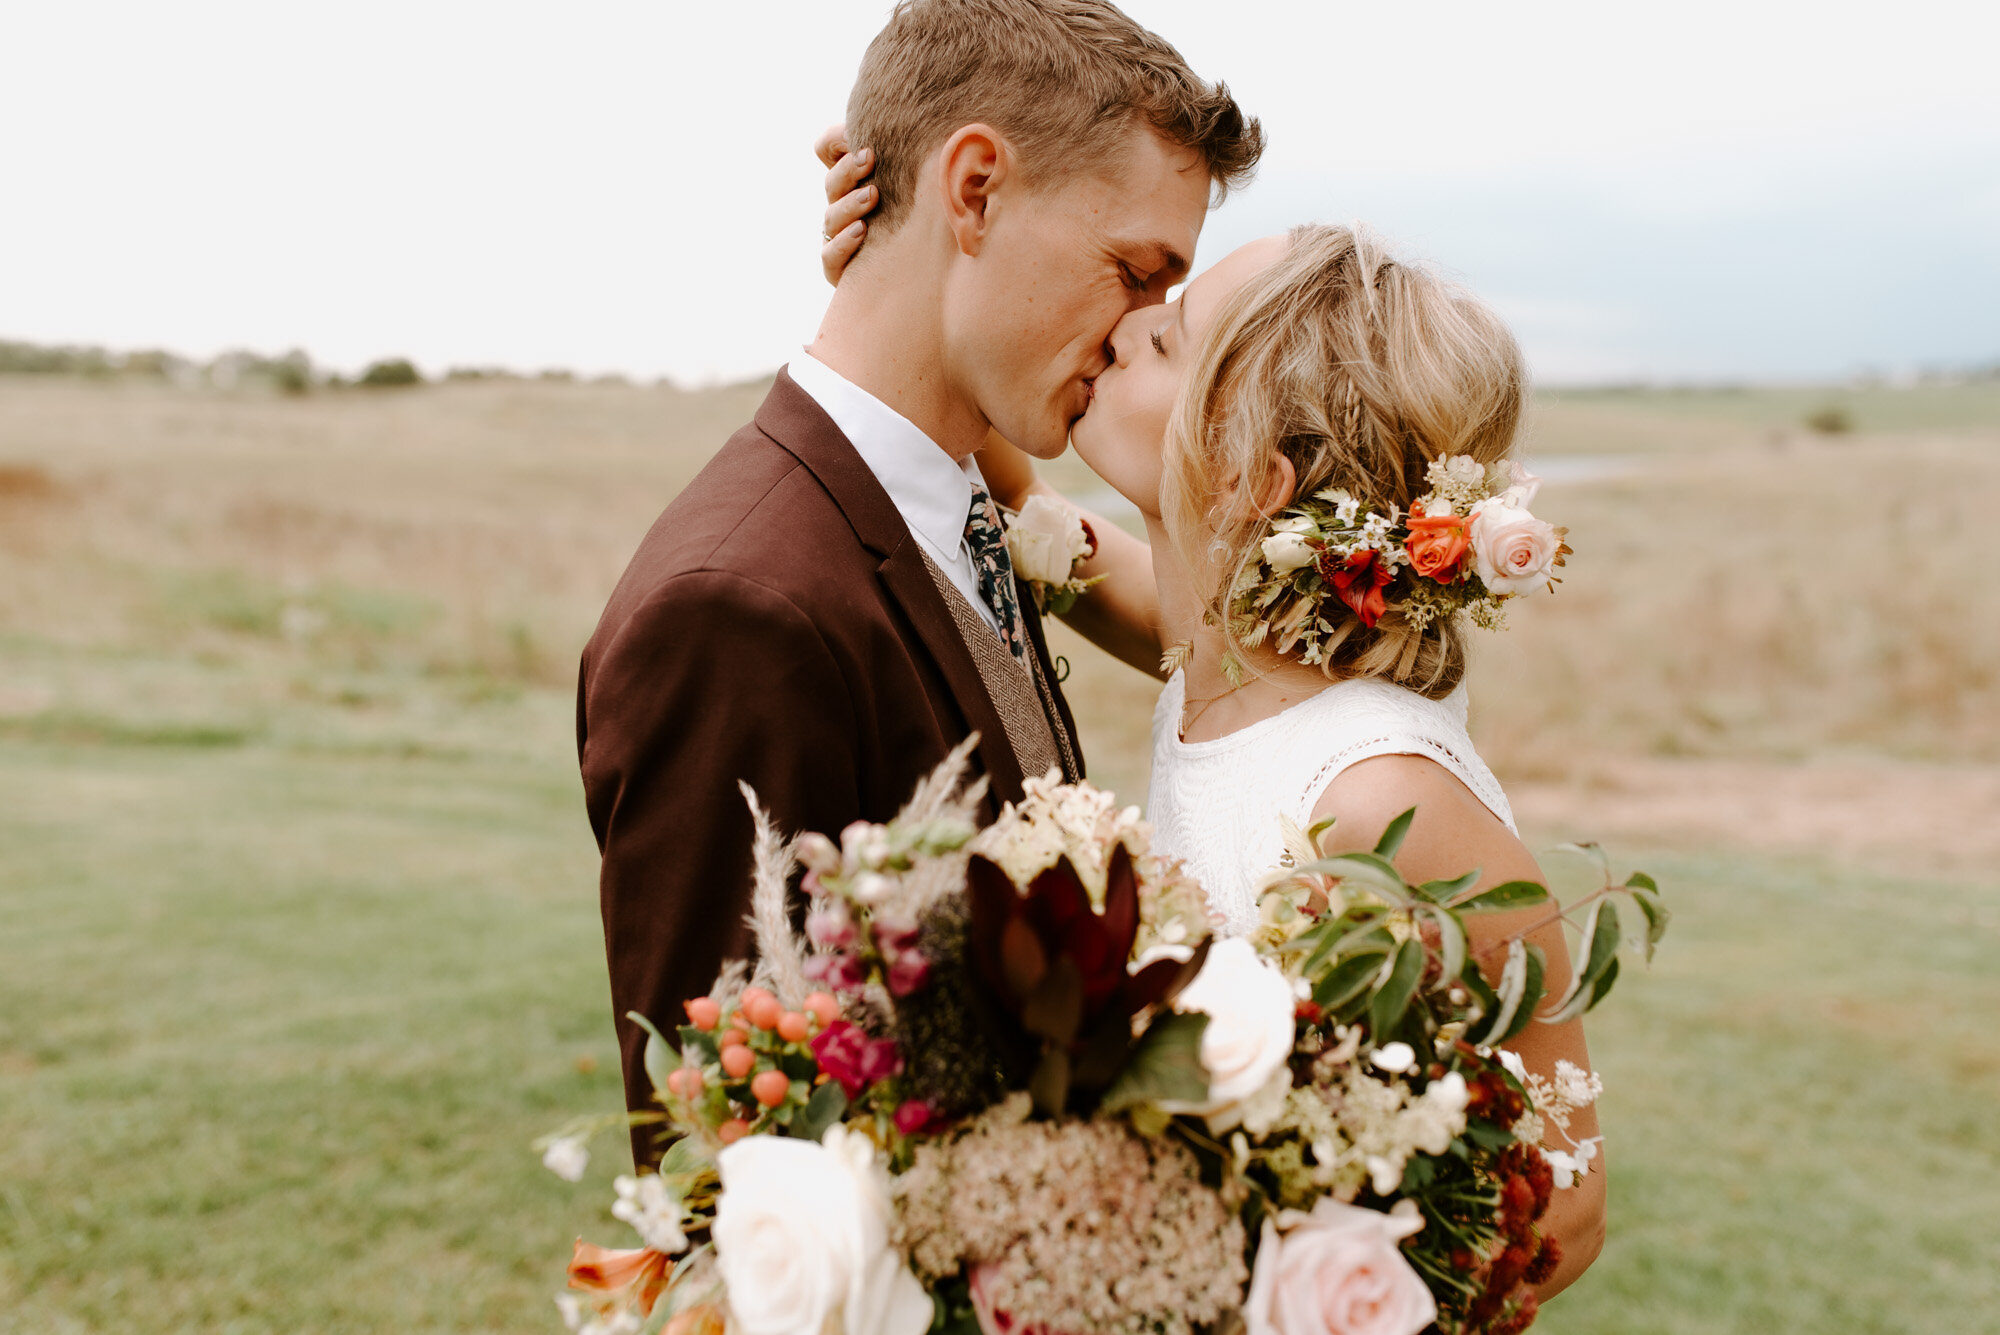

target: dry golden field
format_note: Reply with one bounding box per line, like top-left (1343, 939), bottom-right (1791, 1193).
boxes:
top-left (3, 375), bottom-right (1995, 869)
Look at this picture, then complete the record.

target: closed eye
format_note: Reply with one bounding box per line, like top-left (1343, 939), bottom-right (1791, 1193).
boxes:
top-left (1149, 329), bottom-right (1167, 356)
top-left (1119, 262), bottom-right (1148, 293)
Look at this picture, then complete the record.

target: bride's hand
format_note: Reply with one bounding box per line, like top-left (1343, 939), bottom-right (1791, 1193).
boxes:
top-left (814, 123), bottom-right (876, 287)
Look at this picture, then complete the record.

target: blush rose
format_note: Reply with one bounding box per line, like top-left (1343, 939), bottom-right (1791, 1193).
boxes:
top-left (1243, 1199), bottom-right (1438, 1335)
top-left (1469, 501), bottom-right (1561, 595)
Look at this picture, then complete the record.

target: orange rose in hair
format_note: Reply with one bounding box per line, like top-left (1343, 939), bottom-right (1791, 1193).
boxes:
top-left (1404, 505), bottom-right (1472, 583)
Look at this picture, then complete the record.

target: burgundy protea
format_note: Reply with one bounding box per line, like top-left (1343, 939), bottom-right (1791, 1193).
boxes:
top-left (963, 843), bottom-right (1210, 1113)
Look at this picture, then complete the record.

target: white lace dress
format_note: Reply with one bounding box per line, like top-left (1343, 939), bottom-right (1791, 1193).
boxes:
top-left (1148, 670), bottom-right (1517, 937)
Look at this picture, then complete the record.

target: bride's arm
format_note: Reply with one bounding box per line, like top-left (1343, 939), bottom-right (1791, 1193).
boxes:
top-left (977, 430), bottom-right (1166, 678)
top-left (1311, 755), bottom-right (1608, 1301)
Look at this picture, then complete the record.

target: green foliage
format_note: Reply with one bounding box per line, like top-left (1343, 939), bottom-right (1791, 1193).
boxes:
top-left (1099, 1011), bottom-right (1210, 1113)
top-left (1803, 403), bottom-right (1854, 435)
top-left (359, 357), bottom-right (423, 388)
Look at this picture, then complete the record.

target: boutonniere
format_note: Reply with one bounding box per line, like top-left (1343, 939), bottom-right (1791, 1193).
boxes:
top-left (1002, 494), bottom-right (1104, 616)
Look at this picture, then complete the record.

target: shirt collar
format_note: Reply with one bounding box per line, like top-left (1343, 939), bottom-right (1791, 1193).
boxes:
top-left (788, 351), bottom-right (983, 556)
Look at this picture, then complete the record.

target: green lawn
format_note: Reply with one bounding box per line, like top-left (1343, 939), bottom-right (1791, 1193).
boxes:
top-left (3, 679), bottom-right (1996, 1333)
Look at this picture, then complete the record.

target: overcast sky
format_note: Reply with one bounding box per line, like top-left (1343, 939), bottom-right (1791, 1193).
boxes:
top-left (2, 0), bottom-right (1996, 385)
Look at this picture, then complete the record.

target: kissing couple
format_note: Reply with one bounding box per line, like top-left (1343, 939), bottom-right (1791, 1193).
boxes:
top-left (578, 0), bottom-right (1602, 1300)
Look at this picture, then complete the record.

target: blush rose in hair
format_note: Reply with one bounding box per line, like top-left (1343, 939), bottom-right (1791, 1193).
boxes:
top-left (1243, 1198), bottom-right (1438, 1335)
top-left (1469, 502), bottom-right (1562, 596)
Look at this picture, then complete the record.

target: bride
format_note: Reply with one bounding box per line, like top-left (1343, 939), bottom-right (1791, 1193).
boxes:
top-left (819, 148), bottom-right (1607, 1298)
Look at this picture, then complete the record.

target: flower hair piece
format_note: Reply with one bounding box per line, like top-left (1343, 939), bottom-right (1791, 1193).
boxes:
top-left (1231, 456), bottom-right (1569, 667)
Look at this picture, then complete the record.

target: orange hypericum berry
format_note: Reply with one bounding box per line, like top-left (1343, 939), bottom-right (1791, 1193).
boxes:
top-left (720, 1045), bottom-right (756, 1079)
top-left (717, 1118), bottom-right (750, 1145)
top-left (803, 992), bottom-right (840, 1026)
top-left (776, 1011), bottom-right (810, 1043)
top-left (718, 1027), bottom-right (749, 1050)
top-left (739, 987), bottom-right (775, 1015)
top-left (664, 1067), bottom-right (705, 1100)
top-left (744, 993), bottom-right (784, 1031)
top-left (750, 1070), bottom-right (790, 1107)
top-left (684, 996), bottom-right (722, 1030)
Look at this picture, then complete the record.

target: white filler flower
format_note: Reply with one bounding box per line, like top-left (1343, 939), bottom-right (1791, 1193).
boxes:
top-left (713, 1126), bottom-right (932, 1335)
top-left (541, 1135), bottom-right (589, 1183)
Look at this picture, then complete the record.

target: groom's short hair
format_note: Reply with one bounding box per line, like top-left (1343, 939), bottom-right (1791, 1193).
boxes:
top-left (849, 0), bottom-right (1262, 233)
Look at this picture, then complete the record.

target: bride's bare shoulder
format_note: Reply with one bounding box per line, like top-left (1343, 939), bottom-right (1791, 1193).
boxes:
top-left (1310, 753), bottom-right (1540, 885)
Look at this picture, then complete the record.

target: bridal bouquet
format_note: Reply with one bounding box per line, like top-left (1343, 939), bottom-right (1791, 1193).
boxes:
top-left (541, 745), bottom-right (1665, 1335)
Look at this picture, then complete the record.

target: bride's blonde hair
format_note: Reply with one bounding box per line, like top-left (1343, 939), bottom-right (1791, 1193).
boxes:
top-left (1161, 224), bottom-right (1525, 698)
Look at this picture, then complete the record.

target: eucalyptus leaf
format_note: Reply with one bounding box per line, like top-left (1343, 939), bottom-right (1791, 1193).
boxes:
top-left (1454, 880), bottom-right (1551, 913)
top-left (1299, 909), bottom-right (1391, 977)
top-left (1369, 938), bottom-right (1425, 1041)
top-left (791, 1079), bottom-right (849, 1143)
top-left (1099, 1011), bottom-right (1211, 1113)
top-left (1313, 951), bottom-right (1387, 1010)
top-left (625, 1010), bottom-right (679, 1099)
top-left (1374, 807), bottom-right (1418, 861)
top-left (1414, 869), bottom-right (1482, 906)
top-left (1492, 944), bottom-right (1547, 1044)
top-left (1549, 903), bottom-right (1621, 1024)
top-left (1470, 939), bottom-right (1528, 1045)
top-left (1550, 841), bottom-right (1611, 879)
top-left (1425, 906), bottom-right (1467, 990)
top-left (1294, 853), bottom-right (1412, 906)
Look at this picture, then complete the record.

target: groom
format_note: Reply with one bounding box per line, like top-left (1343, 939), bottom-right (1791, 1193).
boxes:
top-left (577, 0), bottom-right (1260, 1165)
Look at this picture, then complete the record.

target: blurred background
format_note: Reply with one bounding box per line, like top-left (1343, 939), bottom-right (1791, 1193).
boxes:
top-left (2, 2), bottom-right (1995, 1331)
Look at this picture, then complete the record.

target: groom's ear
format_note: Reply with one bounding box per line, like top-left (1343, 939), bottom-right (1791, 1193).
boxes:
top-left (938, 123), bottom-right (1011, 257)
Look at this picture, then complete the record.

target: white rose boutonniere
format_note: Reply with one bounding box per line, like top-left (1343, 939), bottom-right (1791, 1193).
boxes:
top-left (1160, 936), bottom-right (1297, 1133)
top-left (1004, 494), bottom-right (1101, 615)
top-left (712, 1126), bottom-right (932, 1335)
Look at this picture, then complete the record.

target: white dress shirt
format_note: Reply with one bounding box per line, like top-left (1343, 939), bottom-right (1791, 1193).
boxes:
top-left (787, 351), bottom-right (1002, 635)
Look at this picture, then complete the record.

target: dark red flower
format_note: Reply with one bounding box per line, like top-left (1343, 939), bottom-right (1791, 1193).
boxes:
top-left (963, 846), bottom-right (1209, 1112)
top-left (893, 1098), bottom-right (937, 1135)
top-left (808, 1020), bottom-right (902, 1099)
top-left (1317, 548), bottom-right (1395, 628)
top-left (873, 921), bottom-right (933, 997)
top-left (1526, 1234), bottom-right (1562, 1286)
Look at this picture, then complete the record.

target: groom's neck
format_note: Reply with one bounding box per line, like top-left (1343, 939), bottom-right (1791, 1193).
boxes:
top-left (808, 245), bottom-right (988, 463)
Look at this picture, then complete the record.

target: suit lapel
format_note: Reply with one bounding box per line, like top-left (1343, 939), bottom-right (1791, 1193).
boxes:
top-left (755, 369), bottom-right (1028, 805)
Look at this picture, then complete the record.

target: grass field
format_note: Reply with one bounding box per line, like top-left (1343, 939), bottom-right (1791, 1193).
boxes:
top-left (3, 376), bottom-right (1997, 1332)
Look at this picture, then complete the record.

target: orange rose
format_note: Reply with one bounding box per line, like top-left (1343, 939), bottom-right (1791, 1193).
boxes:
top-left (1404, 505), bottom-right (1471, 583)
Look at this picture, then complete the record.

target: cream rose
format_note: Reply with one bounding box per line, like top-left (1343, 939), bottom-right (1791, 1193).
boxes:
top-left (1469, 501), bottom-right (1561, 595)
top-left (1260, 531), bottom-right (1318, 574)
top-left (1243, 1199), bottom-right (1437, 1335)
top-left (1161, 937), bottom-right (1296, 1131)
top-left (1005, 494), bottom-right (1091, 585)
top-left (713, 1126), bottom-right (931, 1335)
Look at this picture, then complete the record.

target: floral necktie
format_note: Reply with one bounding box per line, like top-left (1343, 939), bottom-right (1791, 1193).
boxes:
top-left (963, 480), bottom-right (1030, 665)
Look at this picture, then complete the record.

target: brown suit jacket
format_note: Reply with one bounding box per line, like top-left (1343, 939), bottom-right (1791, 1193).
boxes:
top-left (577, 369), bottom-right (1083, 1165)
